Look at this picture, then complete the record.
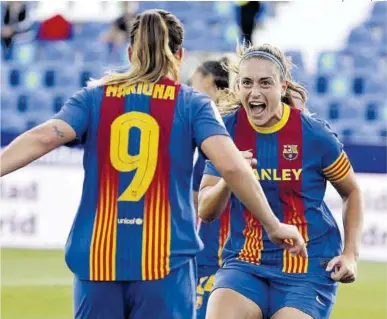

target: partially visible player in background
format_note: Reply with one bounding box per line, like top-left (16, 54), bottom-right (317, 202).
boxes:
top-left (199, 44), bottom-right (364, 319)
top-left (190, 57), bottom-right (231, 212)
top-left (0, 9), bottom-right (307, 319)
top-left (189, 57), bottom-right (233, 319)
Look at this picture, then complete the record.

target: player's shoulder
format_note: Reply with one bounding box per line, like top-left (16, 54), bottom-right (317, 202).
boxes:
top-left (69, 85), bottom-right (103, 104)
top-left (300, 111), bottom-right (338, 141)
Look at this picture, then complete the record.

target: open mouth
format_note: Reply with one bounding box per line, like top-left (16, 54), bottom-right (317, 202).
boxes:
top-left (249, 102), bottom-right (266, 116)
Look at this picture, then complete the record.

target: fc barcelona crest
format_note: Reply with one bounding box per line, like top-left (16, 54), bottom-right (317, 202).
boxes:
top-left (283, 145), bottom-right (298, 161)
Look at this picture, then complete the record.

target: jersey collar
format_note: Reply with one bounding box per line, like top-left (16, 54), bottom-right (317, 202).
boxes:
top-left (248, 103), bottom-right (290, 134)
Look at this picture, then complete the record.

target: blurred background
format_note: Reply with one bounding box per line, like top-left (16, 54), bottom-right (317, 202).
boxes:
top-left (1, 1), bottom-right (386, 319)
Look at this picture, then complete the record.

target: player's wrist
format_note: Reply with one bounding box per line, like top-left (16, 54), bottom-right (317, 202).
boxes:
top-left (342, 249), bottom-right (359, 261)
top-left (263, 216), bottom-right (281, 235)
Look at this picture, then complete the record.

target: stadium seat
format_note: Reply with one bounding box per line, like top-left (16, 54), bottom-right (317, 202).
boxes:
top-left (363, 76), bottom-right (387, 98)
top-left (1, 93), bottom-right (16, 112)
top-left (352, 52), bottom-right (379, 73)
top-left (365, 100), bottom-right (386, 122)
top-left (12, 42), bottom-right (37, 65)
top-left (39, 41), bottom-right (76, 62)
top-left (328, 74), bottom-right (351, 98)
top-left (43, 67), bottom-right (79, 89)
top-left (314, 75), bottom-right (328, 95)
top-left (8, 67), bottom-right (22, 88)
top-left (1, 109), bottom-right (27, 133)
top-left (21, 67), bottom-right (44, 90)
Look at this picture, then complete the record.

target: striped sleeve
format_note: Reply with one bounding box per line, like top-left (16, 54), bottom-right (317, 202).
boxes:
top-left (322, 151), bottom-right (352, 182)
top-left (320, 121), bottom-right (352, 182)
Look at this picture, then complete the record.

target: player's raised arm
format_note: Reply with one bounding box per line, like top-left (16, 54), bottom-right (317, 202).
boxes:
top-left (0, 119), bottom-right (76, 176)
top-left (1, 88), bottom-right (89, 177)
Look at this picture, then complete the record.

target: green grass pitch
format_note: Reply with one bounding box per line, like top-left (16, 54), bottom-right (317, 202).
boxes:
top-left (1, 249), bottom-right (386, 319)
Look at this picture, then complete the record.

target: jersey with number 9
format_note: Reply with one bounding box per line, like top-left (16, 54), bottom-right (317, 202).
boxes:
top-left (54, 77), bottom-right (229, 281)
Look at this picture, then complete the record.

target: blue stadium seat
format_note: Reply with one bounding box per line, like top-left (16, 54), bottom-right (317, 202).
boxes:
top-left (317, 51), bottom-right (348, 74)
top-left (1, 93), bottom-right (16, 112)
top-left (314, 75), bottom-right (329, 95)
top-left (340, 98), bottom-right (365, 121)
top-left (1, 109), bottom-right (26, 133)
top-left (7, 67), bottom-right (22, 88)
top-left (52, 90), bottom-right (72, 113)
top-left (363, 76), bottom-right (387, 98)
top-left (43, 67), bottom-right (79, 89)
top-left (15, 92), bottom-right (51, 114)
top-left (21, 67), bottom-right (44, 90)
top-left (328, 74), bottom-right (351, 98)
top-left (39, 41), bottom-right (76, 62)
top-left (352, 75), bottom-right (365, 95)
top-left (12, 42), bottom-right (37, 64)
top-left (352, 52), bottom-right (379, 73)
top-left (365, 99), bottom-right (386, 122)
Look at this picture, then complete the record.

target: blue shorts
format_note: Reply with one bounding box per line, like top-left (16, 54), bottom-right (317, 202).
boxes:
top-left (212, 264), bottom-right (337, 319)
top-left (74, 259), bottom-right (197, 319)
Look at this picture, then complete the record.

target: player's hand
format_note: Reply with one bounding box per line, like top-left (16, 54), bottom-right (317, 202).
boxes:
top-left (326, 255), bottom-right (357, 283)
top-left (267, 223), bottom-right (307, 257)
top-left (241, 149), bottom-right (257, 168)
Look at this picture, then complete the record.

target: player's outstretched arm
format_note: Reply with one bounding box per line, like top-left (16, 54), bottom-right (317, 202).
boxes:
top-left (0, 119), bottom-right (76, 176)
top-left (198, 150), bottom-right (255, 222)
top-left (201, 135), bottom-right (307, 257)
top-left (326, 170), bottom-right (363, 283)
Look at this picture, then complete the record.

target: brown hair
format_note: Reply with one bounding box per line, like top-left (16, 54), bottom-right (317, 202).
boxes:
top-left (88, 9), bottom-right (184, 87)
top-left (217, 43), bottom-right (308, 115)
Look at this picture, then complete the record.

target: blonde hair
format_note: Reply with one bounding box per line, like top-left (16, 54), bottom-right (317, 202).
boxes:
top-left (217, 43), bottom-right (309, 115)
top-left (88, 10), bottom-right (184, 87)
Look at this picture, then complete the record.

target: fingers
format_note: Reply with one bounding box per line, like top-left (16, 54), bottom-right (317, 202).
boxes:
top-left (331, 266), bottom-right (349, 281)
top-left (280, 226), bottom-right (307, 257)
top-left (326, 256), bottom-right (341, 272)
top-left (340, 273), bottom-right (356, 283)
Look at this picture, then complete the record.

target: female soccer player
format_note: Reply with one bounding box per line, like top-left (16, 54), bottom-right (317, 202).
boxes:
top-left (0, 11), bottom-right (306, 319)
top-left (199, 44), bottom-right (364, 319)
top-left (192, 58), bottom-right (310, 319)
top-left (188, 57), bottom-right (233, 319)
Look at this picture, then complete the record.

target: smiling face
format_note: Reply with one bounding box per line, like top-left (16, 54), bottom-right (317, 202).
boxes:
top-left (238, 58), bottom-right (287, 127)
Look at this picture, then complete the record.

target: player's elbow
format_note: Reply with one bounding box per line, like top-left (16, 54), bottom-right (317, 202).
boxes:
top-left (198, 190), bottom-right (218, 223)
top-left (198, 210), bottom-right (217, 223)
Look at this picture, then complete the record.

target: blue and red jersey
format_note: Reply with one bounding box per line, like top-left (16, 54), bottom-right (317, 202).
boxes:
top-left (204, 104), bottom-right (352, 274)
top-left (54, 78), bottom-right (229, 281)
